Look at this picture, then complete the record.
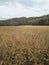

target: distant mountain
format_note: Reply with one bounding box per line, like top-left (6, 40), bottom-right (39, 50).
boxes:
top-left (0, 15), bottom-right (49, 26)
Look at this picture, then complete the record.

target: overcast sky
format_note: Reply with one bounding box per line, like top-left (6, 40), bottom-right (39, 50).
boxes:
top-left (0, 0), bottom-right (49, 20)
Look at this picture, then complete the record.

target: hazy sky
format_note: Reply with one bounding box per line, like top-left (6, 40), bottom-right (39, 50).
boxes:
top-left (0, 0), bottom-right (49, 20)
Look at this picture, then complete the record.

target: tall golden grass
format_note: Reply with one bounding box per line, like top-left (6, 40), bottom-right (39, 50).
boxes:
top-left (0, 26), bottom-right (49, 65)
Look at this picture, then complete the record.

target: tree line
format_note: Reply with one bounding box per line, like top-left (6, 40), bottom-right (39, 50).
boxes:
top-left (0, 15), bottom-right (49, 26)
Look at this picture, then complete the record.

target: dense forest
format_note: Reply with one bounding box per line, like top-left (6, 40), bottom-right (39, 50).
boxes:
top-left (0, 15), bottom-right (49, 26)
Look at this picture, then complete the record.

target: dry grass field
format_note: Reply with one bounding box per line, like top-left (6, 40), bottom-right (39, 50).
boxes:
top-left (0, 26), bottom-right (49, 65)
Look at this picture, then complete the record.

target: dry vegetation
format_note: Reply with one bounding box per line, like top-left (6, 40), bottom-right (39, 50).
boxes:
top-left (0, 26), bottom-right (49, 65)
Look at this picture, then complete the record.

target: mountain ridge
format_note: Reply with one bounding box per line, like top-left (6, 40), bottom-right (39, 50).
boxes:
top-left (0, 14), bottom-right (49, 25)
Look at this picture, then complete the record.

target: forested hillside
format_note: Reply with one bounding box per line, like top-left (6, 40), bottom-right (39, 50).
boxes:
top-left (0, 15), bottom-right (49, 26)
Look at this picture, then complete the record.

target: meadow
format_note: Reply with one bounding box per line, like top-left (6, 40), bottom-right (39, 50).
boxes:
top-left (0, 26), bottom-right (49, 65)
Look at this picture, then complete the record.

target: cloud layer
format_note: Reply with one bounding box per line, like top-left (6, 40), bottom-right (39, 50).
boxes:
top-left (0, 0), bottom-right (49, 20)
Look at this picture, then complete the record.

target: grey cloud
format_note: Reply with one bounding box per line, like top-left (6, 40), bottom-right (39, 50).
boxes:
top-left (0, 0), bottom-right (49, 20)
top-left (16, 0), bottom-right (34, 7)
top-left (0, 0), bottom-right (41, 7)
top-left (0, 0), bottom-right (45, 8)
top-left (0, 0), bottom-right (46, 10)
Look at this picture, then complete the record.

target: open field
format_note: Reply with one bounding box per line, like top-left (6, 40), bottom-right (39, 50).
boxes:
top-left (0, 26), bottom-right (49, 65)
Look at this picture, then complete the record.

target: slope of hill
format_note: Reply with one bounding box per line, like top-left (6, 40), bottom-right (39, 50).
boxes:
top-left (0, 15), bottom-right (49, 25)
